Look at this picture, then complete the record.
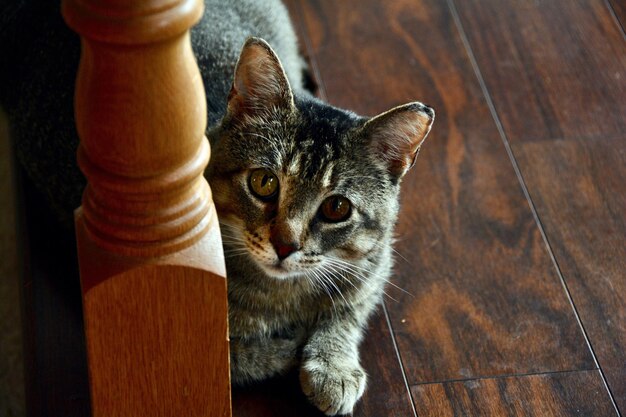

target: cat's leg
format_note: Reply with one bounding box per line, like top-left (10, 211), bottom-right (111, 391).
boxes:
top-left (230, 328), bottom-right (305, 385)
top-left (299, 308), bottom-right (372, 416)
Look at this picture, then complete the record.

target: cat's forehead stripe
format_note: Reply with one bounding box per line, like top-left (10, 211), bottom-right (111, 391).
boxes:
top-left (286, 152), bottom-right (302, 175)
top-left (321, 162), bottom-right (334, 188)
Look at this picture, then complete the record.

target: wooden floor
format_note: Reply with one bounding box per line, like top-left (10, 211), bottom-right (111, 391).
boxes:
top-left (16, 0), bottom-right (624, 416)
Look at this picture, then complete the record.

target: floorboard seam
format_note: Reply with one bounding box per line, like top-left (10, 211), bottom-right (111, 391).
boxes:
top-left (411, 367), bottom-right (599, 387)
top-left (383, 302), bottom-right (420, 417)
top-left (446, 0), bottom-right (622, 415)
top-left (604, 0), bottom-right (626, 39)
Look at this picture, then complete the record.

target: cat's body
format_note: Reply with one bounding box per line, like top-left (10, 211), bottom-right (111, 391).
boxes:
top-left (0, 1), bottom-right (433, 415)
top-left (208, 35), bottom-right (433, 414)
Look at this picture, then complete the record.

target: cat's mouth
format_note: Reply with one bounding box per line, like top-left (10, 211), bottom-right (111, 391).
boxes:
top-left (254, 257), bottom-right (310, 280)
top-left (262, 261), bottom-right (300, 279)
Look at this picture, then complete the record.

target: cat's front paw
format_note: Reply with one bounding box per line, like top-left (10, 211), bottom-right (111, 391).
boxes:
top-left (299, 358), bottom-right (367, 416)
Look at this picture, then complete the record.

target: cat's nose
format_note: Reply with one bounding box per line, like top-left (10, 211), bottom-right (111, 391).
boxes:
top-left (270, 236), bottom-right (300, 260)
top-left (274, 243), bottom-right (298, 260)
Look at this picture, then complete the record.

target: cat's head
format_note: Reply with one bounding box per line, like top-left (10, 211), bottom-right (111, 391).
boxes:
top-left (207, 37), bottom-right (433, 280)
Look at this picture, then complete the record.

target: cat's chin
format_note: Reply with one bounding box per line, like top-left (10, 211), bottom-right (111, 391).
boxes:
top-left (258, 262), bottom-right (305, 280)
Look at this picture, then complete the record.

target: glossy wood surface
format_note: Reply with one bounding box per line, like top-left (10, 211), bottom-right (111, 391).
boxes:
top-left (454, 0), bottom-right (626, 142)
top-left (412, 370), bottom-right (617, 417)
top-left (514, 138), bottom-right (626, 411)
top-left (453, 0), bottom-right (626, 410)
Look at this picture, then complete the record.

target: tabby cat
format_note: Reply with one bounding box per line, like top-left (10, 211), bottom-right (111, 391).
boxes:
top-left (208, 37), bottom-right (434, 417)
top-left (0, 0), bottom-right (433, 414)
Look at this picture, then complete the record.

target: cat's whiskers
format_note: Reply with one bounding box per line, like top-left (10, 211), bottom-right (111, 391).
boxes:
top-left (309, 268), bottom-right (338, 315)
top-left (303, 270), bottom-right (318, 297)
top-left (222, 246), bottom-right (248, 253)
top-left (327, 255), bottom-right (413, 297)
top-left (370, 240), bottom-right (412, 265)
top-left (321, 263), bottom-right (360, 295)
top-left (221, 241), bottom-right (247, 248)
top-left (324, 257), bottom-right (410, 302)
top-left (224, 253), bottom-right (248, 259)
top-left (317, 266), bottom-right (349, 307)
top-left (218, 220), bottom-right (241, 231)
top-left (219, 233), bottom-right (246, 242)
top-left (315, 261), bottom-right (367, 306)
top-left (317, 261), bottom-right (353, 287)
top-left (323, 259), bottom-right (399, 303)
top-left (219, 233), bottom-right (248, 245)
top-left (324, 264), bottom-right (359, 291)
top-left (309, 269), bottom-right (337, 314)
top-left (221, 240), bottom-right (246, 247)
top-left (312, 269), bottom-right (335, 306)
top-left (219, 227), bottom-right (252, 260)
top-left (219, 234), bottom-right (248, 247)
top-left (222, 244), bottom-right (249, 253)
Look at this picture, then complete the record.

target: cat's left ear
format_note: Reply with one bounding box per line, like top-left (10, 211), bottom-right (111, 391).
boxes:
top-left (227, 37), bottom-right (295, 120)
top-left (363, 102), bottom-right (435, 178)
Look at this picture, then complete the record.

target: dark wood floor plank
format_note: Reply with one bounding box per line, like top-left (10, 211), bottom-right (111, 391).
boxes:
top-left (455, 1), bottom-right (626, 411)
top-left (454, 0), bottom-right (626, 142)
top-left (296, 0), bottom-right (595, 386)
top-left (232, 310), bottom-right (416, 417)
top-left (608, 0), bottom-right (626, 34)
top-left (515, 138), bottom-right (626, 412)
top-left (412, 370), bottom-right (618, 417)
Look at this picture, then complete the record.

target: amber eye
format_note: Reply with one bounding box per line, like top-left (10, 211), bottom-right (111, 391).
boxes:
top-left (320, 196), bottom-right (352, 222)
top-left (248, 168), bottom-right (279, 200)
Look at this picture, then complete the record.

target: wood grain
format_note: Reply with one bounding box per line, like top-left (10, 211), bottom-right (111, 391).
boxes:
top-left (454, 0), bottom-right (626, 142)
top-left (63, 0), bottom-right (231, 415)
top-left (78, 253), bottom-right (230, 416)
top-left (412, 370), bottom-right (618, 417)
top-left (515, 138), bottom-right (626, 412)
top-left (232, 309), bottom-right (416, 417)
top-left (296, 0), bottom-right (594, 385)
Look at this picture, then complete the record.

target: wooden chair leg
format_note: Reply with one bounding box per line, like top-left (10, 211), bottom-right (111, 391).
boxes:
top-left (62, 1), bottom-right (232, 415)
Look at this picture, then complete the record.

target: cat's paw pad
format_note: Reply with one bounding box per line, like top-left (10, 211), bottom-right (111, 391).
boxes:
top-left (300, 359), bottom-right (367, 416)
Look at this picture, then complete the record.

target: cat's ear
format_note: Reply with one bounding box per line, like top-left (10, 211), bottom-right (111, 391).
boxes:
top-left (363, 102), bottom-right (434, 178)
top-left (227, 37), bottom-right (295, 120)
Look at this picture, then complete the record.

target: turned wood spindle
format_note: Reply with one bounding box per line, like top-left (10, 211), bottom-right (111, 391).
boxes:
top-left (62, 0), bottom-right (232, 415)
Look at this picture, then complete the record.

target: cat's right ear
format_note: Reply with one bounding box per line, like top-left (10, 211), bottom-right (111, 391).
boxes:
top-left (227, 37), bottom-right (295, 121)
top-left (363, 102), bottom-right (435, 179)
